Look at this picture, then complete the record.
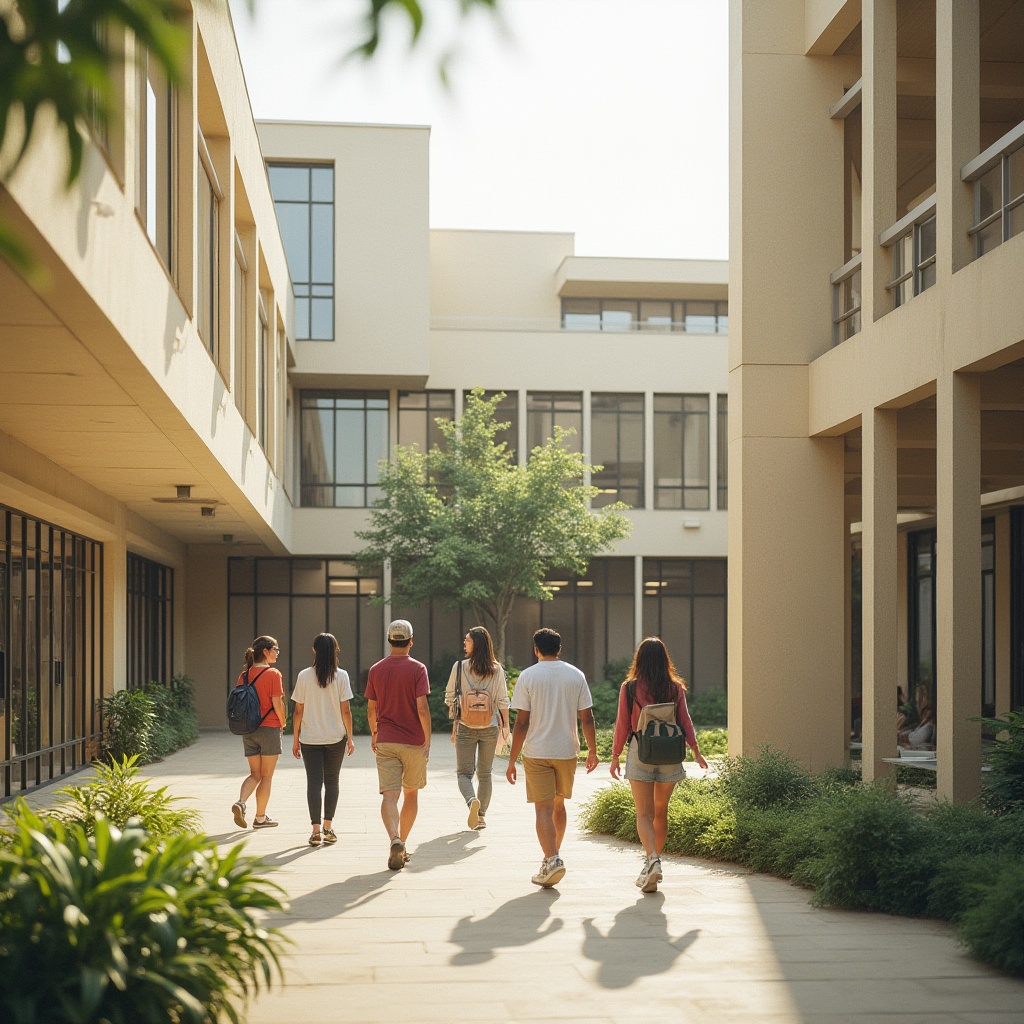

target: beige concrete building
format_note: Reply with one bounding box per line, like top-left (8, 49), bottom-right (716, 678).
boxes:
top-left (0, 4), bottom-right (728, 798)
top-left (730, 0), bottom-right (1024, 799)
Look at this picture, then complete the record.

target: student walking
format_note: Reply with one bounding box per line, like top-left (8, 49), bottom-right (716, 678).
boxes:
top-left (445, 626), bottom-right (511, 830)
top-left (365, 619), bottom-right (432, 871)
top-left (291, 633), bottom-right (356, 846)
top-left (609, 637), bottom-right (707, 893)
top-left (231, 635), bottom-right (287, 830)
top-left (506, 627), bottom-right (598, 887)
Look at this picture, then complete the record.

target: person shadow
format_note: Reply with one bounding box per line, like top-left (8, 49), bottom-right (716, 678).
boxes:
top-left (272, 868), bottom-right (396, 923)
top-left (405, 831), bottom-right (481, 873)
top-left (581, 894), bottom-right (699, 989)
top-left (448, 890), bottom-right (563, 965)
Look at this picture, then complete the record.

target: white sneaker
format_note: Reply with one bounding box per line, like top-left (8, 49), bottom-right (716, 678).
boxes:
top-left (641, 856), bottom-right (663, 893)
top-left (467, 797), bottom-right (481, 830)
top-left (635, 856), bottom-right (650, 888)
top-left (531, 856), bottom-right (566, 888)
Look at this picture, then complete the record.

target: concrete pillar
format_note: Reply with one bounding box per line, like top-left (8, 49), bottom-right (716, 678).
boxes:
top-left (935, 372), bottom-right (983, 801)
top-left (643, 390), bottom-right (654, 510)
top-left (861, 0), bottom-right (897, 325)
top-left (633, 555), bottom-right (644, 649)
top-left (935, 0), bottom-right (980, 279)
top-left (861, 408), bottom-right (899, 780)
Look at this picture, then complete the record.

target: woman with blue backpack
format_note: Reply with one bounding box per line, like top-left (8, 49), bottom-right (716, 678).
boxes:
top-left (609, 637), bottom-right (707, 893)
top-left (230, 635), bottom-right (287, 830)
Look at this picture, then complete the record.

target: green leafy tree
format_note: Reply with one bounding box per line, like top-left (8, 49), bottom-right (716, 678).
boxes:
top-left (356, 389), bottom-right (632, 662)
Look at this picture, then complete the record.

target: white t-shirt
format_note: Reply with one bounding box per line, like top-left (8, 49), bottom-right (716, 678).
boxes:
top-left (510, 659), bottom-right (593, 760)
top-left (291, 667), bottom-right (354, 745)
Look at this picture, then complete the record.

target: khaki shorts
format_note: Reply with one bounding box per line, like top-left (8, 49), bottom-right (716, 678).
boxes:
top-left (242, 725), bottom-right (282, 757)
top-left (376, 742), bottom-right (428, 793)
top-left (523, 756), bottom-right (577, 803)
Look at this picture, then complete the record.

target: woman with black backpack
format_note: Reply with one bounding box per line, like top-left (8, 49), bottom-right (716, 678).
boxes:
top-left (231, 635), bottom-right (287, 830)
top-left (609, 637), bottom-right (707, 893)
top-left (444, 626), bottom-right (511, 831)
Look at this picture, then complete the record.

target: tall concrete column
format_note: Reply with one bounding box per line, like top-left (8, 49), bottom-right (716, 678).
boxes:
top-left (861, 0), bottom-right (897, 325)
top-left (861, 408), bottom-right (899, 781)
top-left (935, 0), bottom-right (979, 279)
top-left (936, 372), bottom-right (982, 801)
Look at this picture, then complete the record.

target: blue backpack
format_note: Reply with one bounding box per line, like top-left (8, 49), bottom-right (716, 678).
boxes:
top-left (227, 667), bottom-right (272, 735)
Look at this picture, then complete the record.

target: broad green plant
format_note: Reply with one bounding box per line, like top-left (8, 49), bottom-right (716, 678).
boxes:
top-left (98, 687), bottom-right (155, 763)
top-left (0, 806), bottom-right (287, 1023)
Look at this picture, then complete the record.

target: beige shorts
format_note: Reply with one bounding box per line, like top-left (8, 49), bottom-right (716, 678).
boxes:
top-left (376, 742), bottom-right (428, 793)
top-left (523, 756), bottom-right (577, 803)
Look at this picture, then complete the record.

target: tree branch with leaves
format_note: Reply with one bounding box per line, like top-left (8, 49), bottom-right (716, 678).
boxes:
top-left (356, 389), bottom-right (633, 663)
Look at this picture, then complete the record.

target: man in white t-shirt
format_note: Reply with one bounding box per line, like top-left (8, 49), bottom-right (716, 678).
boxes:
top-left (506, 627), bottom-right (598, 887)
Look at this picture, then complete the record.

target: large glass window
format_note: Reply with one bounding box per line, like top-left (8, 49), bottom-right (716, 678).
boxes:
top-left (1, 507), bottom-right (104, 799)
top-left (463, 390), bottom-right (518, 462)
top-left (256, 303), bottom-right (268, 452)
top-left (642, 558), bottom-right (727, 691)
top-left (398, 391), bottom-right (454, 453)
top-left (197, 143), bottom-right (219, 355)
top-left (136, 46), bottom-right (174, 272)
top-left (233, 234), bottom-right (248, 417)
top-left (267, 163), bottom-right (334, 341)
top-left (717, 394), bottom-right (728, 510)
top-left (907, 529), bottom-right (936, 709)
top-left (126, 553), bottom-right (173, 690)
top-left (654, 394), bottom-right (710, 510)
top-left (301, 391), bottom-right (389, 507)
top-left (527, 392), bottom-right (583, 455)
top-left (982, 519), bottom-right (995, 720)
top-left (561, 299), bottom-right (728, 334)
top-left (591, 394), bottom-right (644, 508)
top-left (228, 558), bottom-right (383, 693)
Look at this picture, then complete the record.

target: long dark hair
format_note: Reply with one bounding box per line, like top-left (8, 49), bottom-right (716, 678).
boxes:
top-left (466, 626), bottom-right (498, 679)
top-left (625, 637), bottom-right (686, 704)
top-left (313, 633), bottom-right (339, 688)
top-left (245, 636), bottom-right (277, 670)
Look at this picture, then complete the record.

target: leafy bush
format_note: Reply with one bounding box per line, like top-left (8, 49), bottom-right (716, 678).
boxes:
top-left (48, 755), bottom-right (202, 838)
top-left (589, 682), bottom-right (621, 729)
top-left (145, 675), bottom-right (199, 759)
top-left (976, 710), bottom-right (1024, 814)
top-left (99, 688), bottom-right (155, 764)
top-left (720, 746), bottom-right (812, 810)
top-left (687, 689), bottom-right (728, 727)
top-left (601, 657), bottom-right (632, 685)
top-left (665, 779), bottom-right (736, 859)
top-left (957, 859), bottom-right (1024, 976)
top-left (0, 805), bottom-right (287, 1024)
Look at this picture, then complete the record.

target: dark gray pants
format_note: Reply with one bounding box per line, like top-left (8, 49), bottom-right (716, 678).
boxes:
top-left (300, 739), bottom-right (346, 824)
top-left (455, 724), bottom-right (499, 814)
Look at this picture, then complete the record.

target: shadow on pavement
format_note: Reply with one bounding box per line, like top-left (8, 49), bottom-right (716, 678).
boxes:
top-left (405, 830), bottom-right (481, 873)
top-left (273, 868), bottom-right (396, 922)
top-left (448, 889), bottom-right (563, 965)
top-left (581, 894), bottom-right (699, 989)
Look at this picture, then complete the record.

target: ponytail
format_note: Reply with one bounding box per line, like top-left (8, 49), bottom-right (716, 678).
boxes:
top-left (247, 636), bottom-right (278, 669)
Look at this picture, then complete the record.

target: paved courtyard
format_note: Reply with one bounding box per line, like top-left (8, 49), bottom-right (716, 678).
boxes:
top-left (131, 732), bottom-right (1023, 1024)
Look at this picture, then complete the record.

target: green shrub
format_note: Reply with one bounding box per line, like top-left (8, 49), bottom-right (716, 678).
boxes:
top-left (801, 785), bottom-right (935, 915)
top-left (0, 805), bottom-right (287, 1023)
top-left (589, 682), bottom-right (621, 729)
top-left (695, 727), bottom-right (728, 759)
top-left (957, 859), bottom-right (1024, 976)
top-left (144, 676), bottom-right (199, 759)
top-left (580, 782), bottom-right (640, 842)
top-left (976, 710), bottom-right (1024, 814)
top-left (812, 763), bottom-right (861, 796)
top-left (687, 689), bottom-right (728, 727)
top-left (720, 746), bottom-right (812, 810)
top-left (733, 804), bottom-right (822, 876)
top-left (48, 755), bottom-right (202, 838)
top-left (665, 778), bottom-right (735, 858)
top-left (99, 688), bottom-right (155, 764)
top-left (601, 657), bottom-right (632, 685)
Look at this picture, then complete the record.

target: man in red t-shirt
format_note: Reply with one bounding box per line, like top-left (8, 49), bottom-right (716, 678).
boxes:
top-left (365, 619), bottom-right (431, 870)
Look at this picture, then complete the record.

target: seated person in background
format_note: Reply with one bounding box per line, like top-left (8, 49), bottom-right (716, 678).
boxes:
top-left (900, 683), bottom-right (935, 749)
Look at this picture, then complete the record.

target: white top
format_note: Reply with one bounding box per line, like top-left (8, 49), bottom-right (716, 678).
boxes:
top-left (510, 660), bottom-right (593, 760)
top-left (444, 660), bottom-right (510, 729)
top-left (291, 667), bottom-right (354, 745)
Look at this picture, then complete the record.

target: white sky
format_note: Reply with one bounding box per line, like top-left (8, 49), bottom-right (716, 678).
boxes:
top-left (228, 0), bottom-right (729, 259)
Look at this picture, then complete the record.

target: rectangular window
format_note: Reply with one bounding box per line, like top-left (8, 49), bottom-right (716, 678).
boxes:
top-left (717, 394), bottom-right (728, 509)
top-left (126, 552), bottom-right (173, 690)
top-left (591, 393), bottom-right (644, 508)
top-left (136, 47), bottom-right (174, 272)
top-left (197, 134), bottom-right (221, 355)
top-left (526, 392), bottom-right (583, 454)
top-left (267, 163), bottom-right (334, 340)
top-left (463, 390), bottom-right (518, 462)
top-left (642, 558), bottom-right (727, 691)
top-left (257, 297), bottom-right (268, 452)
top-left (301, 391), bottom-right (389, 507)
top-left (654, 394), bottom-right (710, 509)
top-left (398, 390), bottom-right (455, 453)
top-left (907, 529), bottom-right (936, 711)
top-left (982, 518), bottom-right (995, 720)
top-left (233, 234), bottom-right (247, 417)
top-left (561, 299), bottom-right (727, 333)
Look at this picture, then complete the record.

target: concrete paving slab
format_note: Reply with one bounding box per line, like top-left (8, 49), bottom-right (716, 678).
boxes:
top-left (110, 732), bottom-right (1024, 1023)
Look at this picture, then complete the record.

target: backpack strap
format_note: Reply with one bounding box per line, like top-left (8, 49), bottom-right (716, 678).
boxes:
top-left (244, 666), bottom-right (274, 727)
top-left (626, 680), bottom-right (638, 741)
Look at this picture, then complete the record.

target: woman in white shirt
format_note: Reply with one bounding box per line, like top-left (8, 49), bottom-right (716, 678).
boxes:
top-left (444, 626), bottom-right (511, 830)
top-left (292, 633), bottom-right (355, 846)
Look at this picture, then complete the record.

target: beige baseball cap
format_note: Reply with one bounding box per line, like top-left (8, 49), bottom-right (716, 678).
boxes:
top-left (387, 619), bottom-right (414, 642)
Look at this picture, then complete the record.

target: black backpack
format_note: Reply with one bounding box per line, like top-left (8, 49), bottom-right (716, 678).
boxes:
top-left (227, 667), bottom-right (272, 735)
top-left (626, 681), bottom-right (687, 766)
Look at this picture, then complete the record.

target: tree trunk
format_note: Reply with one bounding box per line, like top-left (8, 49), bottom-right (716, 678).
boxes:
top-left (494, 593), bottom-right (516, 666)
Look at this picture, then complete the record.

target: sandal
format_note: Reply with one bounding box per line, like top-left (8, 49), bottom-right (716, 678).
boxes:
top-left (308, 831), bottom-right (322, 846)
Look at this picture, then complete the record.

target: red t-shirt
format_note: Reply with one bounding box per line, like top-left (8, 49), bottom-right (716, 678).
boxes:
top-left (364, 656), bottom-right (430, 745)
top-left (235, 666), bottom-right (284, 728)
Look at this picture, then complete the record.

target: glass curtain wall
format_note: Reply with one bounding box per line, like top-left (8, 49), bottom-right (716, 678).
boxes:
top-left (1, 507), bottom-right (103, 799)
top-left (653, 394), bottom-right (710, 509)
top-left (591, 394), bottom-right (644, 508)
top-left (126, 553), bottom-right (173, 690)
top-left (228, 558), bottom-right (384, 694)
top-left (641, 558), bottom-right (727, 691)
top-left (526, 392), bottom-right (583, 454)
